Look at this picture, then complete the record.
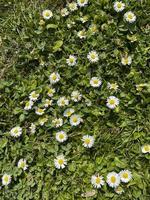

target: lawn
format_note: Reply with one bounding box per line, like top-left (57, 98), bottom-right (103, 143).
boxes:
top-left (0, 0), bottom-right (150, 199)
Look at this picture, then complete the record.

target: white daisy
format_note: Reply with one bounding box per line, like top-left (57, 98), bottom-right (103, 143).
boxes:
top-left (38, 117), bottom-right (48, 126)
top-left (107, 172), bottom-right (120, 188)
top-left (119, 170), bottom-right (132, 183)
top-left (89, 24), bottom-right (98, 35)
top-left (24, 100), bottom-right (33, 110)
top-left (56, 131), bottom-right (68, 143)
top-left (54, 155), bottom-right (67, 169)
top-left (71, 90), bottom-right (82, 102)
top-left (80, 15), bottom-right (88, 23)
top-left (29, 123), bottom-right (36, 134)
top-left (107, 82), bottom-right (119, 91)
top-left (114, 1), bottom-right (125, 12)
top-left (44, 99), bottom-right (53, 107)
top-left (2, 174), bottom-right (11, 186)
top-left (35, 108), bottom-right (45, 115)
top-left (47, 88), bottom-right (55, 97)
top-left (68, 2), bottom-right (78, 11)
top-left (77, 0), bottom-right (88, 7)
top-left (90, 77), bottom-right (102, 88)
top-left (10, 126), bottom-right (22, 137)
top-left (70, 114), bottom-right (82, 126)
top-left (77, 30), bottom-right (86, 39)
top-left (106, 96), bottom-right (119, 109)
top-left (63, 108), bottom-right (75, 117)
top-left (121, 56), bottom-right (132, 65)
top-left (61, 8), bottom-right (69, 17)
top-left (52, 118), bottom-right (63, 128)
top-left (115, 186), bottom-right (124, 194)
top-left (49, 72), bottom-right (60, 84)
top-left (124, 11), bottom-right (136, 23)
top-left (29, 91), bottom-right (39, 101)
top-left (87, 51), bottom-right (99, 63)
top-left (57, 96), bottom-right (69, 107)
top-left (141, 144), bottom-right (150, 154)
top-left (17, 159), bottom-right (28, 171)
top-left (42, 10), bottom-right (53, 20)
top-left (66, 55), bottom-right (77, 66)
top-left (91, 175), bottom-right (105, 188)
top-left (82, 135), bottom-right (95, 148)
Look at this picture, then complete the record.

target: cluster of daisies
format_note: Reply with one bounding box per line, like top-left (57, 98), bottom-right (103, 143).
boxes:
top-left (114, 1), bottom-right (136, 23)
top-left (3, 0), bottom-right (149, 196)
top-left (91, 170), bottom-right (132, 194)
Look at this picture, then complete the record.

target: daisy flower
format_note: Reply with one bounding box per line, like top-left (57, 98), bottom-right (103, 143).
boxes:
top-left (24, 100), bottom-right (33, 110)
top-left (115, 186), bottom-right (124, 194)
top-left (47, 88), bottom-right (55, 97)
top-left (70, 114), bottom-right (82, 126)
top-left (42, 10), bottom-right (53, 20)
top-left (106, 96), bottom-right (119, 109)
top-left (77, 0), bottom-right (88, 7)
top-left (121, 56), bottom-right (132, 65)
top-left (141, 144), bottom-right (150, 153)
top-left (124, 11), bottom-right (136, 23)
top-left (71, 90), bottom-right (82, 102)
top-left (90, 77), bottom-right (102, 88)
top-left (44, 99), bottom-right (52, 108)
top-left (66, 55), bottom-right (77, 66)
top-left (49, 72), bottom-right (60, 84)
top-left (52, 118), bottom-right (63, 128)
top-left (63, 108), bottom-right (75, 117)
top-left (38, 117), bottom-right (48, 126)
top-left (10, 126), bottom-right (22, 137)
top-left (2, 174), bottom-right (11, 186)
top-left (57, 96), bottom-right (69, 107)
top-left (54, 155), bottom-right (67, 169)
top-left (29, 91), bottom-right (39, 101)
top-left (61, 8), bottom-right (69, 17)
top-left (17, 159), bottom-right (28, 171)
top-left (80, 15), bottom-right (88, 23)
top-left (77, 30), bottom-right (86, 39)
top-left (29, 123), bottom-right (36, 134)
top-left (82, 135), bottom-right (95, 148)
top-left (68, 2), bottom-right (78, 11)
top-left (107, 82), bottom-right (119, 91)
top-left (91, 174), bottom-right (105, 188)
top-left (107, 172), bottom-right (120, 188)
top-left (114, 1), bottom-right (125, 12)
top-left (35, 108), bottom-right (45, 115)
top-left (56, 131), bottom-right (68, 143)
top-left (87, 51), bottom-right (99, 63)
top-left (89, 24), bottom-right (98, 35)
top-left (119, 170), bottom-right (132, 183)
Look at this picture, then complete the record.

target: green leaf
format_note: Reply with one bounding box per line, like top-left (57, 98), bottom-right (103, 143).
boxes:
top-left (46, 24), bottom-right (58, 29)
top-left (53, 40), bottom-right (63, 52)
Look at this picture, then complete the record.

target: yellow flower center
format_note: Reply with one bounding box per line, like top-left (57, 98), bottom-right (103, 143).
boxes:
top-left (85, 138), bottom-right (91, 144)
top-left (95, 177), bottom-right (101, 184)
top-left (144, 145), bottom-right (150, 152)
top-left (32, 93), bottom-right (37, 98)
top-left (69, 58), bottom-right (74, 63)
top-left (52, 75), bottom-right (57, 80)
top-left (45, 11), bottom-right (50, 17)
top-left (117, 3), bottom-right (122, 8)
top-left (91, 54), bottom-right (96, 59)
top-left (93, 80), bottom-right (98, 84)
top-left (38, 109), bottom-right (43, 113)
top-left (14, 129), bottom-right (19, 134)
top-left (80, 0), bottom-right (85, 3)
top-left (128, 14), bottom-right (133, 20)
top-left (72, 117), bottom-right (78, 123)
top-left (122, 173), bottom-right (128, 179)
top-left (4, 176), bottom-right (9, 182)
top-left (110, 176), bottom-right (116, 183)
top-left (109, 99), bottom-right (115, 105)
top-left (59, 134), bottom-right (64, 140)
top-left (58, 159), bottom-right (64, 165)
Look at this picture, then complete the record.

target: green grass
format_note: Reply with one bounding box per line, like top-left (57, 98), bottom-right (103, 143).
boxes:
top-left (0, 0), bottom-right (150, 199)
